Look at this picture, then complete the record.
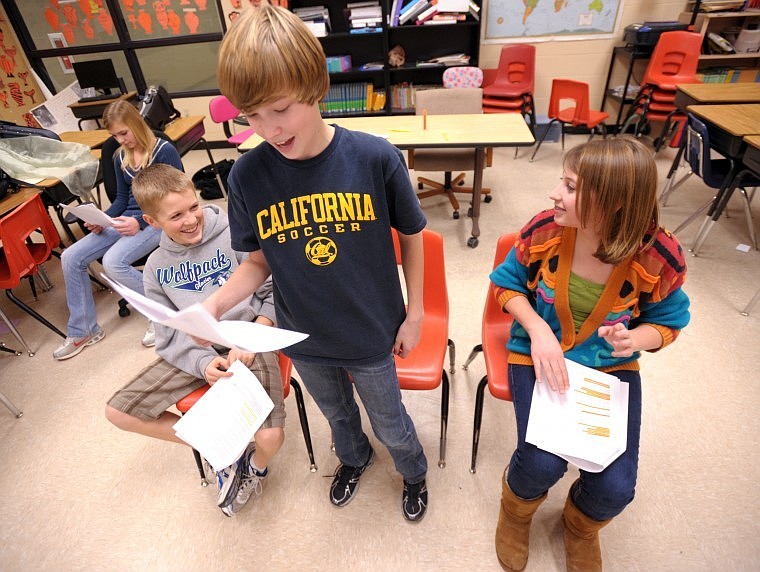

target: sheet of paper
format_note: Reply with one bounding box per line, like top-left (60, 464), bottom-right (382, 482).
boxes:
top-left (526, 358), bottom-right (629, 473)
top-left (99, 273), bottom-right (309, 353)
top-left (173, 360), bottom-right (275, 472)
top-left (59, 202), bottom-right (114, 227)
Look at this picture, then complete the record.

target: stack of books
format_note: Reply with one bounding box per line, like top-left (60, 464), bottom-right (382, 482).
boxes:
top-left (416, 53), bottom-right (471, 66)
top-left (320, 82), bottom-right (385, 115)
top-left (390, 0), bottom-right (476, 26)
top-left (293, 5), bottom-right (331, 37)
top-left (326, 55), bottom-right (353, 73)
top-left (345, 1), bottom-right (382, 33)
top-left (389, 83), bottom-right (439, 111)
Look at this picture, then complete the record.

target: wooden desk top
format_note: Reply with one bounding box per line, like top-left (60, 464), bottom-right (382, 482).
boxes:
top-left (678, 83), bottom-right (760, 104)
top-left (744, 135), bottom-right (760, 149)
top-left (239, 113), bottom-right (535, 151)
top-left (164, 115), bottom-right (205, 141)
top-left (67, 91), bottom-right (138, 110)
top-left (59, 129), bottom-right (111, 149)
top-left (0, 187), bottom-right (40, 218)
top-left (687, 104), bottom-right (760, 137)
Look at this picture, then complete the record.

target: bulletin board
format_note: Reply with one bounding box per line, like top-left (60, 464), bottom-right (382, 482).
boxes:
top-left (0, 3), bottom-right (45, 127)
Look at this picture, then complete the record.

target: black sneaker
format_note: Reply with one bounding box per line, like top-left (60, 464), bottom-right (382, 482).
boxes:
top-left (402, 479), bottom-right (428, 522)
top-left (329, 447), bottom-right (375, 507)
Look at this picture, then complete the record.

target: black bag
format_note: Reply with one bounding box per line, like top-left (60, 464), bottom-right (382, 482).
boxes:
top-left (138, 85), bottom-right (181, 131)
top-left (192, 159), bottom-right (234, 200)
top-left (0, 168), bottom-right (19, 201)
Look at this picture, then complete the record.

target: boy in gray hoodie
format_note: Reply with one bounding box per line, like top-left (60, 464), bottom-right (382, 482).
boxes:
top-left (105, 164), bottom-right (284, 517)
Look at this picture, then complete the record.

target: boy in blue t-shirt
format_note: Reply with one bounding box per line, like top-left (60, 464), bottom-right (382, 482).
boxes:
top-left (204, 4), bottom-right (429, 521)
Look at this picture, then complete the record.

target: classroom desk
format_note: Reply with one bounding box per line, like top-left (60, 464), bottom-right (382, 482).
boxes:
top-left (59, 129), bottom-right (112, 149)
top-left (739, 135), bottom-right (760, 316)
top-left (239, 113), bottom-right (535, 248)
top-left (0, 187), bottom-right (40, 218)
top-left (164, 115), bottom-right (227, 200)
top-left (684, 104), bottom-right (760, 255)
top-left (67, 91), bottom-right (138, 130)
top-left (674, 83), bottom-right (760, 110)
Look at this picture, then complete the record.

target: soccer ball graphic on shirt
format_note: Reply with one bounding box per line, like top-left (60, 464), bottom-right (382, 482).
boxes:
top-left (305, 237), bottom-right (337, 266)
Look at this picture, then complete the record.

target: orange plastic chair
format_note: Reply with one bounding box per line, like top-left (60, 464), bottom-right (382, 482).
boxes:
top-left (0, 193), bottom-right (65, 342)
top-left (461, 233), bottom-right (516, 474)
top-left (482, 44), bottom-right (536, 131)
top-left (620, 31), bottom-right (702, 150)
top-left (529, 78), bottom-right (609, 162)
top-left (208, 95), bottom-right (254, 148)
top-left (176, 352), bottom-right (317, 486)
top-left (391, 228), bottom-right (455, 469)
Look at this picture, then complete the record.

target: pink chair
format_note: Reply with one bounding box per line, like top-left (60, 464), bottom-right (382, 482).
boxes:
top-left (208, 95), bottom-right (254, 148)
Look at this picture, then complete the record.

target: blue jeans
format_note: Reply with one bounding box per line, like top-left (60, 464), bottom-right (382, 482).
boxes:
top-left (60, 225), bottom-right (161, 338)
top-left (292, 354), bottom-right (428, 483)
top-left (506, 364), bottom-right (642, 521)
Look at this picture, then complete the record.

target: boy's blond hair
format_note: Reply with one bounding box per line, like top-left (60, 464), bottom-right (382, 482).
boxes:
top-left (564, 137), bottom-right (659, 265)
top-left (102, 100), bottom-right (157, 171)
top-left (217, 4), bottom-right (329, 113)
top-left (132, 164), bottom-right (195, 218)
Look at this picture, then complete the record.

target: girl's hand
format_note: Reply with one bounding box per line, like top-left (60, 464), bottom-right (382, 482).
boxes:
top-left (111, 216), bottom-right (140, 236)
top-left (598, 323), bottom-right (634, 357)
top-left (528, 323), bottom-right (569, 393)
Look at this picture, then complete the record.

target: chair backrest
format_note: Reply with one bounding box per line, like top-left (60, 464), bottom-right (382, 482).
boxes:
top-left (391, 227), bottom-right (449, 389)
top-left (0, 121), bottom-right (60, 141)
top-left (443, 66), bottom-right (483, 89)
top-left (488, 44), bottom-right (536, 93)
top-left (642, 31), bottom-right (702, 89)
top-left (209, 95), bottom-right (241, 124)
top-left (414, 87), bottom-right (483, 115)
top-left (548, 78), bottom-right (592, 125)
top-left (0, 194), bottom-right (59, 288)
top-left (685, 113), bottom-right (725, 189)
top-left (482, 233), bottom-right (517, 400)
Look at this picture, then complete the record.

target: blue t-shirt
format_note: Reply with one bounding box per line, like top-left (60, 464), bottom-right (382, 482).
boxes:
top-left (227, 125), bottom-right (426, 365)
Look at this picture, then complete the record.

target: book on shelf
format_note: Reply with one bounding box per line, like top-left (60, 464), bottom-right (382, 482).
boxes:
top-left (345, 1), bottom-right (382, 31)
top-left (294, 5), bottom-right (331, 37)
top-left (415, 1), bottom-right (438, 24)
top-left (399, 0), bottom-right (430, 25)
top-left (319, 82), bottom-right (384, 115)
top-left (525, 359), bottom-right (629, 473)
top-left (424, 52), bottom-right (470, 65)
top-left (468, 0), bottom-right (480, 21)
top-left (358, 61), bottom-right (384, 71)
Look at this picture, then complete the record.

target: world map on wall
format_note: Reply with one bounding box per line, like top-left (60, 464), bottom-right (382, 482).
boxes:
top-left (485, 0), bottom-right (623, 40)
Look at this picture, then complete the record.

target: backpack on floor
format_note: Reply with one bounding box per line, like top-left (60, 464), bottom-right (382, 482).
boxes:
top-left (192, 159), bottom-right (234, 200)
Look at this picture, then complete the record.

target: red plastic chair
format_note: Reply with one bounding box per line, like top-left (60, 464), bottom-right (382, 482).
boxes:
top-left (529, 78), bottom-right (609, 162)
top-left (391, 228), bottom-right (454, 469)
top-left (0, 193), bottom-right (65, 344)
top-left (620, 31), bottom-right (702, 150)
top-left (208, 95), bottom-right (255, 147)
top-left (462, 233), bottom-right (516, 474)
top-left (482, 44), bottom-right (536, 136)
top-left (176, 352), bottom-right (317, 486)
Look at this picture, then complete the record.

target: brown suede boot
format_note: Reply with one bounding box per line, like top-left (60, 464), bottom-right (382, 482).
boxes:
top-left (495, 472), bottom-right (547, 571)
top-left (562, 487), bottom-right (612, 572)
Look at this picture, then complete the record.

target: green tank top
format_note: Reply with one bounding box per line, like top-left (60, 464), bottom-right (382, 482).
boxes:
top-left (569, 271), bottom-right (605, 332)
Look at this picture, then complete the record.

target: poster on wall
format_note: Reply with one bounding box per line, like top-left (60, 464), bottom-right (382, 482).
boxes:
top-left (484, 0), bottom-right (625, 43)
top-left (48, 32), bottom-right (76, 74)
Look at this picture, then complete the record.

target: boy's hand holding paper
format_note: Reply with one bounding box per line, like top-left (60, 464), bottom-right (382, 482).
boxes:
top-left (173, 360), bottom-right (274, 472)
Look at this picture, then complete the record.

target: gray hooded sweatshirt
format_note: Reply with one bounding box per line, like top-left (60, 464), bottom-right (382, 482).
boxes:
top-left (143, 204), bottom-right (275, 380)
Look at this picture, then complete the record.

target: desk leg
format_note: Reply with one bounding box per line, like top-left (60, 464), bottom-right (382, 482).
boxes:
top-left (692, 169), bottom-right (751, 256)
top-left (467, 147), bottom-right (485, 249)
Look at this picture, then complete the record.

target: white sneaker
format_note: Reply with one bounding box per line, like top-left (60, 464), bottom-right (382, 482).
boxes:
top-left (141, 323), bottom-right (155, 347)
top-left (53, 326), bottom-right (105, 360)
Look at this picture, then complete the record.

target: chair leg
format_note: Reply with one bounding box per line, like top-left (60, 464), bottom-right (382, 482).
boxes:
top-left (5, 290), bottom-right (65, 338)
top-left (191, 448), bottom-right (210, 487)
top-left (741, 286), bottom-right (760, 316)
top-left (529, 119), bottom-right (559, 162)
top-left (447, 338), bottom-right (456, 374)
top-left (0, 342), bottom-right (22, 356)
top-left (739, 187), bottom-right (758, 250)
top-left (437, 371), bottom-right (449, 469)
top-left (462, 343), bottom-right (482, 370)
top-left (200, 137), bottom-right (227, 200)
top-left (0, 307), bottom-right (34, 356)
top-left (290, 378), bottom-right (318, 472)
top-left (0, 391), bottom-right (23, 418)
top-left (470, 376), bottom-right (488, 474)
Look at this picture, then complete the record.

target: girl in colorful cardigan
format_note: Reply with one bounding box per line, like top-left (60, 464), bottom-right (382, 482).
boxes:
top-left (491, 137), bottom-right (690, 572)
